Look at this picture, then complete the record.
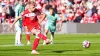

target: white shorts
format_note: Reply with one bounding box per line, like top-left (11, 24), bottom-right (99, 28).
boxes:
top-left (45, 24), bottom-right (56, 32)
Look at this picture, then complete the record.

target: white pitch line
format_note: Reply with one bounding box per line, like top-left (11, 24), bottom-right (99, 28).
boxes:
top-left (0, 44), bottom-right (50, 47)
top-left (0, 45), bottom-right (15, 47)
top-left (0, 44), bottom-right (28, 47)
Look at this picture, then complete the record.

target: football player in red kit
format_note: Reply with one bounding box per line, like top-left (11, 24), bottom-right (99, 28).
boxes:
top-left (10, 2), bottom-right (51, 54)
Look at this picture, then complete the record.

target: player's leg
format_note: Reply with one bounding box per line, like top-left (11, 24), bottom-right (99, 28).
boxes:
top-left (24, 26), bottom-right (31, 45)
top-left (15, 31), bottom-right (18, 45)
top-left (31, 32), bottom-right (40, 54)
top-left (15, 31), bottom-right (22, 45)
top-left (31, 28), bottom-right (51, 54)
top-left (15, 24), bottom-right (20, 45)
top-left (50, 26), bottom-right (56, 44)
top-left (26, 32), bottom-right (31, 45)
top-left (17, 30), bottom-right (22, 44)
top-left (15, 23), bottom-right (23, 46)
top-left (43, 28), bottom-right (49, 45)
top-left (31, 28), bottom-right (51, 44)
top-left (50, 32), bottom-right (54, 44)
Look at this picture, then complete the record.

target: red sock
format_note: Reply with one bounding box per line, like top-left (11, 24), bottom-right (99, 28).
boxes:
top-left (26, 34), bottom-right (30, 41)
top-left (32, 38), bottom-right (40, 50)
top-left (38, 33), bottom-right (47, 40)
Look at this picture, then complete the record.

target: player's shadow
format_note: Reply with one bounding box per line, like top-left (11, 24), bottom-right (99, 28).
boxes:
top-left (52, 49), bottom-right (82, 53)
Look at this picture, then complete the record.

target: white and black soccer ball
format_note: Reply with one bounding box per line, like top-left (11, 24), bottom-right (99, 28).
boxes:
top-left (82, 40), bottom-right (90, 48)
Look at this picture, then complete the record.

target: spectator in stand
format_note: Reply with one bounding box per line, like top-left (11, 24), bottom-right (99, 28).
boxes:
top-left (5, 0), bottom-right (15, 23)
top-left (80, 13), bottom-right (89, 23)
top-left (74, 0), bottom-right (82, 4)
top-left (66, 10), bottom-right (74, 22)
top-left (90, 13), bottom-right (97, 23)
top-left (52, 1), bottom-right (57, 14)
top-left (0, 0), bottom-right (6, 23)
top-left (0, 0), bottom-right (2, 23)
top-left (86, 0), bottom-right (93, 17)
top-left (45, 1), bottom-right (52, 11)
top-left (97, 9), bottom-right (100, 22)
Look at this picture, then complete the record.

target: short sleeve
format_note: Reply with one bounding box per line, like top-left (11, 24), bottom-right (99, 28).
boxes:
top-left (55, 14), bottom-right (61, 20)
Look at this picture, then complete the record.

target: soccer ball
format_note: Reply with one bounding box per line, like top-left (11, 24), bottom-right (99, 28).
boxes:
top-left (82, 40), bottom-right (90, 48)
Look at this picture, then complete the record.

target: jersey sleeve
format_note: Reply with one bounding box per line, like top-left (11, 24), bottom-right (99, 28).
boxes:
top-left (56, 14), bottom-right (61, 20)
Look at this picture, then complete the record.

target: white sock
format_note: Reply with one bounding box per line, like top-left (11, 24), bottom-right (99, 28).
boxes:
top-left (16, 31), bottom-right (21, 44)
top-left (15, 32), bottom-right (18, 44)
top-left (51, 35), bottom-right (53, 42)
top-left (27, 41), bottom-right (31, 44)
top-left (51, 33), bottom-right (54, 44)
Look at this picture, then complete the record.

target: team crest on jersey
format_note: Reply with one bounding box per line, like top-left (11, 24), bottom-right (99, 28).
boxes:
top-left (24, 13), bottom-right (36, 20)
top-left (24, 13), bottom-right (36, 17)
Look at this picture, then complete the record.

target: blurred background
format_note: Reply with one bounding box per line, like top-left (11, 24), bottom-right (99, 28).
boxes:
top-left (0, 0), bottom-right (100, 34)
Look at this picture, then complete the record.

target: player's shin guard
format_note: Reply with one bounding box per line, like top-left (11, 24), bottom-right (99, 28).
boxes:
top-left (32, 38), bottom-right (40, 50)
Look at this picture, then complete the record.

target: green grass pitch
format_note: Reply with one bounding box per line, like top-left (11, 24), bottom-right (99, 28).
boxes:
top-left (0, 34), bottom-right (100, 56)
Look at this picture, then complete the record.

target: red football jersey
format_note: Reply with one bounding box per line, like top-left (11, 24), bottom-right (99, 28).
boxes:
top-left (21, 9), bottom-right (41, 31)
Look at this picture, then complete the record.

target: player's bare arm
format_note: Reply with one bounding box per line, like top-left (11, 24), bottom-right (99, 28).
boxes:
top-left (39, 13), bottom-right (46, 24)
top-left (10, 16), bottom-right (22, 28)
top-left (58, 19), bottom-right (62, 31)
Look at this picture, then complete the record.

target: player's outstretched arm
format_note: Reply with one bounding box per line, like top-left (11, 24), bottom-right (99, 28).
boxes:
top-left (57, 14), bottom-right (63, 31)
top-left (58, 20), bottom-right (62, 31)
top-left (10, 16), bottom-right (22, 28)
top-left (39, 13), bottom-right (46, 24)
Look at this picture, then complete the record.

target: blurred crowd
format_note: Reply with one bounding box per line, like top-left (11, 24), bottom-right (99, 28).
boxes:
top-left (0, 0), bottom-right (100, 24)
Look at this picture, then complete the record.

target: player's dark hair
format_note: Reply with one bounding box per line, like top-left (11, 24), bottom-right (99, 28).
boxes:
top-left (49, 7), bottom-right (54, 10)
top-left (49, 7), bottom-right (55, 16)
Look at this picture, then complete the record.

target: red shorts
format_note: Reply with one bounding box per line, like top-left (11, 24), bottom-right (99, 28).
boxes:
top-left (27, 24), bottom-right (41, 31)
